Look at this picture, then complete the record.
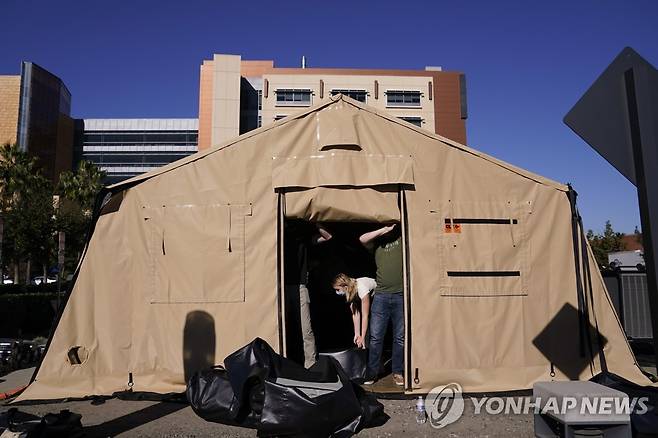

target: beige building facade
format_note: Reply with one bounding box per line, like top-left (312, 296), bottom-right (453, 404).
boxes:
top-left (262, 73), bottom-right (436, 131)
top-left (198, 55), bottom-right (242, 150)
top-left (198, 54), bottom-right (467, 151)
top-left (0, 75), bottom-right (21, 146)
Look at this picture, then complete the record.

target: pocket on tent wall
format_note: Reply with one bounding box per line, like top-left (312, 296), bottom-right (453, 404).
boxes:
top-left (143, 204), bottom-right (249, 303)
top-left (434, 200), bottom-right (531, 297)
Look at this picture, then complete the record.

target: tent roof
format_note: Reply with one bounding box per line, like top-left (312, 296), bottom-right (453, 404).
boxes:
top-left (108, 95), bottom-right (568, 192)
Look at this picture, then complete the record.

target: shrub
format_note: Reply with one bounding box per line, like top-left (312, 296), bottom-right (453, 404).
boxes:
top-left (0, 292), bottom-right (61, 339)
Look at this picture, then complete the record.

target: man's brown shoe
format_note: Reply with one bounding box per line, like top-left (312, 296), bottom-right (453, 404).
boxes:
top-left (393, 373), bottom-right (404, 386)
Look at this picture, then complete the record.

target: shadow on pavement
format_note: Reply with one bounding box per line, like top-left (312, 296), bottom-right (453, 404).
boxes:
top-left (83, 402), bottom-right (187, 437)
top-left (0, 408), bottom-right (40, 429)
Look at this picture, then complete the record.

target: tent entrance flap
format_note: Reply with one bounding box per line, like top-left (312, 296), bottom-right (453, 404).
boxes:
top-left (284, 186), bottom-right (401, 222)
top-left (272, 153), bottom-right (414, 190)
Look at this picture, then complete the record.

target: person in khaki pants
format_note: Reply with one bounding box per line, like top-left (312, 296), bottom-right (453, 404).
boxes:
top-left (284, 222), bottom-right (332, 368)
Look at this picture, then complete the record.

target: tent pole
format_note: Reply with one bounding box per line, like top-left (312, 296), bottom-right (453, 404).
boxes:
top-left (400, 187), bottom-right (413, 391)
top-left (567, 187), bottom-right (593, 365)
top-left (277, 191), bottom-right (287, 357)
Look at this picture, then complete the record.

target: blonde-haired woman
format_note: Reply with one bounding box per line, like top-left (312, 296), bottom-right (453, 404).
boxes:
top-left (332, 274), bottom-right (376, 350)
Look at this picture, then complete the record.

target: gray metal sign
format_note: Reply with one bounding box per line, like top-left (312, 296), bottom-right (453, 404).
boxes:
top-left (565, 46), bottom-right (658, 370)
top-left (565, 48), bottom-right (658, 185)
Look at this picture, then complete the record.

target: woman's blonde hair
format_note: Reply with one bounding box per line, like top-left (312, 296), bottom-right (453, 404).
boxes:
top-left (332, 273), bottom-right (358, 303)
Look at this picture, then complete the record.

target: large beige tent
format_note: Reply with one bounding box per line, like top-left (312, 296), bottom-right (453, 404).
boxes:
top-left (17, 95), bottom-right (653, 401)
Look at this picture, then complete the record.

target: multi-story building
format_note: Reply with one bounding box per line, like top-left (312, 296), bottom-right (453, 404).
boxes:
top-left (0, 62), bottom-right (74, 182)
top-left (3, 55), bottom-right (468, 184)
top-left (198, 54), bottom-right (467, 151)
top-left (75, 119), bottom-right (198, 184)
top-left (2, 62), bottom-right (200, 185)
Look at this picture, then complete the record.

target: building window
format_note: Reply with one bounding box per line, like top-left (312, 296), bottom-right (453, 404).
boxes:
top-left (257, 115), bottom-right (262, 127)
top-left (274, 114), bottom-right (287, 121)
top-left (386, 90), bottom-right (421, 107)
top-left (398, 116), bottom-right (423, 127)
top-left (330, 89), bottom-right (367, 102)
top-left (79, 127), bottom-right (198, 184)
top-left (275, 89), bottom-right (312, 106)
top-left (257, 90), bottom-right (263, 111)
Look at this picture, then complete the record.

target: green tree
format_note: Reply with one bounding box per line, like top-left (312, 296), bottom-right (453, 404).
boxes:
top-left (587, 220), bottom-right (627, 268)
top-left (4, 174), bottom-right (54, 283)
top-left (58, 160), bottom-right (106, 216)
top-left (0, 143), bottom-right (55, 283)
top-left (55, 160), bottom-right (105, 278)
top-left (0, 143), bottom-right (31, 280)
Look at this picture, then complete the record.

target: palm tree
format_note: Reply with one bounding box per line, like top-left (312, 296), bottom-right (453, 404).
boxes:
top-left (0, 143), bottom-right (51, 283)
top-left (55, 160), bottom-right (106, 280)
top-left (58, 160), bottom-right (106, 216)
top-left (0, 149), bottom-right (105, 284)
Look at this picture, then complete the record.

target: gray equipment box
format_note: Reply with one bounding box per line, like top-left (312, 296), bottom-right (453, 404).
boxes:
top-left (533, 381), bottom-right (631, 438)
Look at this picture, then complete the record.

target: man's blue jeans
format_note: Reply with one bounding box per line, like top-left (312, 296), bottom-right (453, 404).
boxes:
top-left (367, 292), bottom-right (404, 377)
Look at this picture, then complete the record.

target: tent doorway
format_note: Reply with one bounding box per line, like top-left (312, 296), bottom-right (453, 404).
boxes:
top-left (281, 219), bottom-right (407, 393)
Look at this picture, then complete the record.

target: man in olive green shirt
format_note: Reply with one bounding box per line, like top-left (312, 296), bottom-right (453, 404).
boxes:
top-left (359, 223), bottom-right (404, 386)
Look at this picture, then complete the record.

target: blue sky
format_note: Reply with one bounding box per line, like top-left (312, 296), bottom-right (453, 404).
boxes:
top-left (1, 0), bottom-right (657, 233)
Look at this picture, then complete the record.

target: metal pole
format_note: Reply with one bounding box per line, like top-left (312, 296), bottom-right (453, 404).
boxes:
top-left (624, 67), bottom-right (658, 370)
top-left (57, 231), bottom-right (65, 309)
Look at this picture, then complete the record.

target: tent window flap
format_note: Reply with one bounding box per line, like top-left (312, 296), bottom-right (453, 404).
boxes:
top-left (435, 200), bottom-right (530, 297)
top-left (144, 204), bottom-right (249, 303)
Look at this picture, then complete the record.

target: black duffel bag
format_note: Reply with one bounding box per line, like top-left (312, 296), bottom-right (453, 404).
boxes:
top-left (186, 365), bottom-right (261, 428)
top-left (187, 338), bottom-right (386, 437)
top-left (319, 348), bottom-right (368, 382)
